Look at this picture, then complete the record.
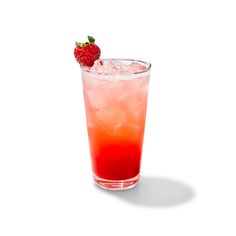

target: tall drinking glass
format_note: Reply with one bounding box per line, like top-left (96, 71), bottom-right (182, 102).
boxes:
top-left (81, 59), bottom-right (151, 190)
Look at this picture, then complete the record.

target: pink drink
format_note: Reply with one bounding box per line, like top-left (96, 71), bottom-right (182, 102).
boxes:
top-left (81, 59), bottom-right (151, 190)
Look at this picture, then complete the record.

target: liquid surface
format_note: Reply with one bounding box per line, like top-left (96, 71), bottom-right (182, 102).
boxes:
top-left (88, 59), bottom-right (147, 75)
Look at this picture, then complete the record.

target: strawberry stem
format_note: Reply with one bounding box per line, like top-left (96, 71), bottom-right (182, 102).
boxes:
top-left (75, 41), bottom-right (85, 47)
top-left (75, 36), bottom-right (95, 48)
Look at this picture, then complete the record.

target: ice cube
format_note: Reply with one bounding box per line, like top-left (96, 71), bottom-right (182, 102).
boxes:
top-left (87, 89), bottom-right (107, 109)
top-left (114, 123), bottom-right (142, 142)
top-left (103, 81), bottom-right (127, 102)
top-left (96, 107), bottom-right (127, 135)
top-left (116, 88), bottom-right (147, 124)
top-left (82, 73), bottom-right (107, 91)
top-left (129, 62), bottom-right (147, 73)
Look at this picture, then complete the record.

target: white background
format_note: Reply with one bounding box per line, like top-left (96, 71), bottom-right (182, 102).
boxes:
top-left (0, 0), bottom-right (236, 235)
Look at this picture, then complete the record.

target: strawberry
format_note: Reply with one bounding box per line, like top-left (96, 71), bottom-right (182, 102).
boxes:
top-left (74, 36), bottom-right (101, 67)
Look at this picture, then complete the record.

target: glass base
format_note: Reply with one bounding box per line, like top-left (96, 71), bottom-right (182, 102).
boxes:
top-left (93, 174), bottom-right (140, 190)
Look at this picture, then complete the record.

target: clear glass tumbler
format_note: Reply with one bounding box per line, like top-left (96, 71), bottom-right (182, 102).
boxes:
top-left (81, 59), bottom-right (151, 190)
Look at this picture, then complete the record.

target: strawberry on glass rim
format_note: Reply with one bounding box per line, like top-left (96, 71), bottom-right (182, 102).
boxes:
top-left (74, 36), bottom-right (101, 67)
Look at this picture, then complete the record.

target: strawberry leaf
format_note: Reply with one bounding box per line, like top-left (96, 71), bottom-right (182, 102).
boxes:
top-left (88, 36), bottom-right (95, 43)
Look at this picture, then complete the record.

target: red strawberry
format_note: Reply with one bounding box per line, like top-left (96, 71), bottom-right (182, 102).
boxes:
top-left (74, 36), bottom-right (101, 67)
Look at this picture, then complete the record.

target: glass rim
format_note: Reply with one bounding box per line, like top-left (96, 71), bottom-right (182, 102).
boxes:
top-left (81, 58), bottom-right (151, 75)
